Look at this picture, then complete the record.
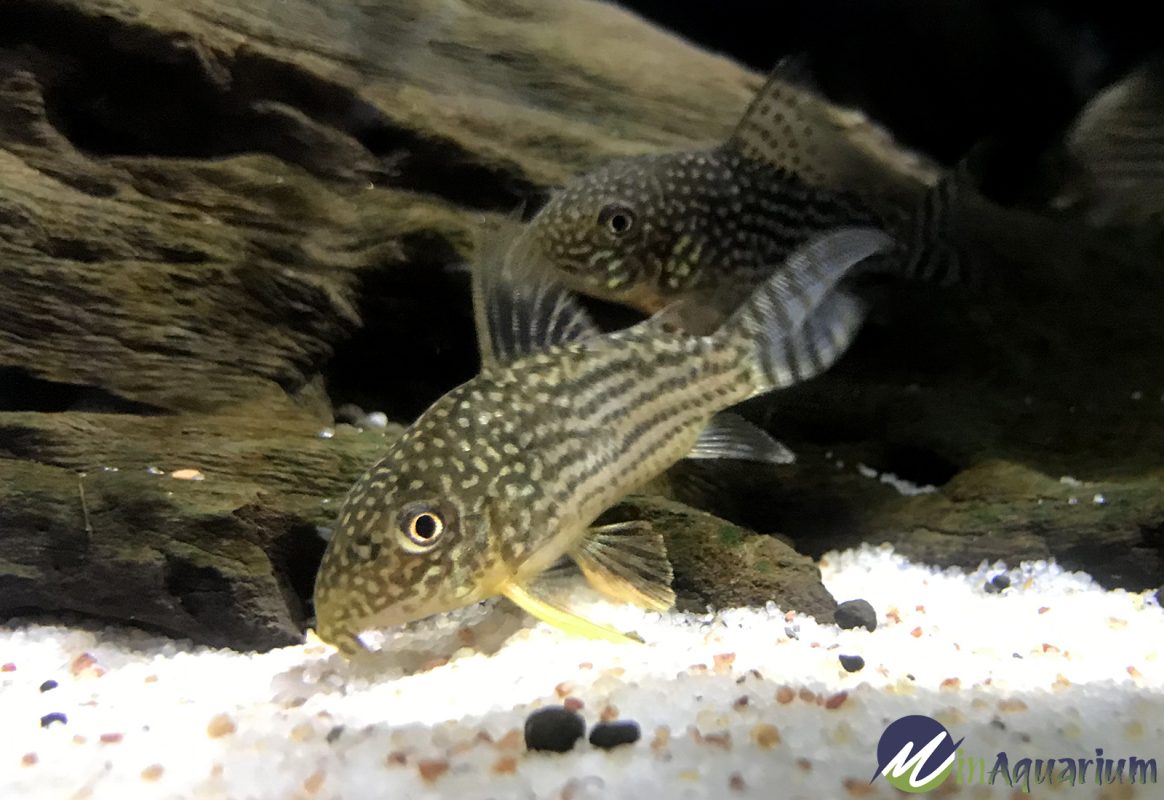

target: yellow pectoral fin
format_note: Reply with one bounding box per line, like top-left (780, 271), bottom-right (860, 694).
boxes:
top-left (499, 580), bottom-right (643, 644)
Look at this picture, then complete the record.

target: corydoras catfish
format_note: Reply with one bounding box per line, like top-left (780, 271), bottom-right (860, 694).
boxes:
top-left (312, 226), bottom-right (892, 654)
top-left (516, 57), bottom-right (1164, 316)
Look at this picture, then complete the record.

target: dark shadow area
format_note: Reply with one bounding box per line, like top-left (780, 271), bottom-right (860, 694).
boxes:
top-left (324, 236), bottom-right (479, 422)
top-left (0, 367), bottom-right (166, 414)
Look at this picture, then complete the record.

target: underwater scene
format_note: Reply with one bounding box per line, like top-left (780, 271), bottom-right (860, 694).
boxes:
top-left (1, 1), bottom-right (1162, 797)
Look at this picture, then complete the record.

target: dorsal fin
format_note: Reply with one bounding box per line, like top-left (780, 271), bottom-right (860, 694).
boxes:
top-left (726, 58), bottom-right (939, 206)
top-left (472, 218), bottom-right (600, 365)
top-left (1063, 55), bottom-right (1164, 227)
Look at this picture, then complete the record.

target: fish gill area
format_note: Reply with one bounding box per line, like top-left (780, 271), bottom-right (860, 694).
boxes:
top-left (1, 0), bottom-right (1162, 651)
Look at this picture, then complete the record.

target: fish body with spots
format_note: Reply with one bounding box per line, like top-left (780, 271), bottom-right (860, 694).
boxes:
top-left (519, 56), bottom-right (1164, 316)
top-left (519, 61), bottom-right (956, 316)
top-left (313, 227), bottom-right (893, 654)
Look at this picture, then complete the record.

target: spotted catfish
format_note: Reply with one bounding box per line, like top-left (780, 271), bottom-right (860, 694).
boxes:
top-left (515, 58), bottom-right (993, 316)
top-left (312, 225), bottom-right (892, 654)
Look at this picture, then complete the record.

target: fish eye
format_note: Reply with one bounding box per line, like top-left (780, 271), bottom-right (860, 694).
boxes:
top-left (398, 504), bottom-right (446, 551)
top-left (598, 204), bottom-right (635, 236)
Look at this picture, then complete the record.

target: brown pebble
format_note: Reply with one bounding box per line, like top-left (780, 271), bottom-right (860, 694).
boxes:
top-left (915, 605), bottom-right (926, 613)
top-left (1053, 674), bottom-right (1071, 690)
top-left (732, 696), bottom-right (750, 711)
top-left (21, 752), bottom-right (37, 766)
top-left (100, 733), bottom-right (124, 744)
top-left (729, 772), bottom-right (746, 792)
top-left (419, 657), bottom-right (450, 672)
top-left (694, 729), bottom-right (731, 749)
top-left (210, 763), bottom-right (224, 778)
top-left (998, 698), bottom-right (1028, 712)
top-left (796, 758), bottom-right (812, 772)
top-left (650, 726), bottom-right (671, 752)
top-left (940, 678), bottom-right (961, 690)
top-left (457, 628), bottom-right (476, 647)
top-left (886, 609), bottom-right (901, 624)
top-left (1128, 666), bottom-right (1143, 679)
top-left (776, 686), bottom-right (795, 704)
top-left (554, 681), bottom-right (574, 698)
top-left (290, 722), bottom-right (315, 742)
top-left (386, 751), bottom-right (408, 766)
top-left (72, 735), bottom-right (87, 745)
top-left (599, 705), bottom-right (619, 722)
top-left (170, 468), bottom-right (205, 481)
top-left (910, 627), bottom-right (923, 638)
top-left (206, 713), bottom-right (236, 739)
top-left (687, 663), bottom-right (708, 673)
top-left (144, 675), bottom-right (158, 684)
top-left (303, 770), bottom-right (326, 795)
top-left (475, 730), bottom-right (494, 744)
top-left (71, 653), bottom-right (105, 678)
top-left (784, 610), bottom-right (796, 622)
top-left (563, 697), bottom-right (584, 713)
top-left (141, 764), bottom-right (164, 782)
top-left (713, 653), bottom-right (736, 673)
top-left (825, 691), bottom-right (849, 710)
top-left (1042, 643), bottom-right (1060, 654)
top-left (1, 663), bottom-right (15, 672)
top-left (417, 759), bottom-right (448, 783)
top-left (492, 755), bottom-right (518, 775)
top-left (284, 697), bottom-right (307, 709)
top-left (578, 662), bottom-right (593, 670)
top-left (497, 729), bottom-right (523, 751)
top-left (750, 723), bottom-right (781, 750)
top-left (843, 777), bottom-right (876, 796)
top-left (798, 688), bottom-right (816, 703)
top-left (1108, 617), bottom-right (1129, 630)
top-left (1038, 606), bottom-right (1051, 615)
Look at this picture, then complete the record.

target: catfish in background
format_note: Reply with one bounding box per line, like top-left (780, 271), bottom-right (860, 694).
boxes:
top-left (313, 226), bottom-right (892, 655)
top-left (515, 56), bottom-right (1164, 318)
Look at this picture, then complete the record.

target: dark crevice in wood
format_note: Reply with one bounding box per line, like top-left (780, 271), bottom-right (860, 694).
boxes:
top-left (0, 367), bottom-right (167, 415)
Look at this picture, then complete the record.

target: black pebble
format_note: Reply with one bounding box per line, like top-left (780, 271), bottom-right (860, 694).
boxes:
top-left (588, 720), bottom-right (641, 750)
top-left (985, 573), bottom-right (1011, 593)
top-left (838, 654), bottom-right (865, 673)
top-left (39, 680), bottom-right (58, 693)
top-left (834, 599), bottom-right (877, 632)
top-left (524, 705), bottom-right (585, 753)
top-left (40, 712), bottom-right (67, 727)
top-left (325, 725), bottom-right (344, 743)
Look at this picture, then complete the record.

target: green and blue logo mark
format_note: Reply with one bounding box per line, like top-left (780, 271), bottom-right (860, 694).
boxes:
top-left (871, 714), bottom-right (1158, 794)
top-left (872, 715), bottom-right (962, 792)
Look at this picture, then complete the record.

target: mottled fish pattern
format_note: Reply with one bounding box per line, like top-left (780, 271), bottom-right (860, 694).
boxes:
top-left (313, 226), bottom-right (892, 654)
top-left (516, 58), bottom-right (967, 315)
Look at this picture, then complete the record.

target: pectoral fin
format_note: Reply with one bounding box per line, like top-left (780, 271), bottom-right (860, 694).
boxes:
top-left (499, 579), bottom-right (642, 644)
top-left (686, 412), bottom-right (796, 465)
top-left (572, 521), bottom-right (676, 611)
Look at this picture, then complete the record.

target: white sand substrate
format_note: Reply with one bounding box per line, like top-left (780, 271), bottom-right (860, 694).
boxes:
top-left (1, 544), bottom-right (1161, 799)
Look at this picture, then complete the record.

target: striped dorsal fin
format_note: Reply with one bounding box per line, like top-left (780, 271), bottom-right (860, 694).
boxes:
top-left (472, 219), bottom-right (600, 365)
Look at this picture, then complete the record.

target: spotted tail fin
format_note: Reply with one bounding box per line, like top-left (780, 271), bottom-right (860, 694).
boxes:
top-left (714, 227), bottom-right (893, 397)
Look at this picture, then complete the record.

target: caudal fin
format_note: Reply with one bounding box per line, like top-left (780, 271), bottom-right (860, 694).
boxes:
top-left (715, 227), bottom-right (893, 397)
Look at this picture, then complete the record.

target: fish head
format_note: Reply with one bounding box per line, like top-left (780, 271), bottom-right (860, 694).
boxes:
top-left (312, 426), bottom-right (498, 654)
top-left (522, 152), bottom-right (730, 313)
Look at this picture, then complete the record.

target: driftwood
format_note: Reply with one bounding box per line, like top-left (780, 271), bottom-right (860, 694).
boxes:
top-left (1, 0), bottom-right (1161, 649)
